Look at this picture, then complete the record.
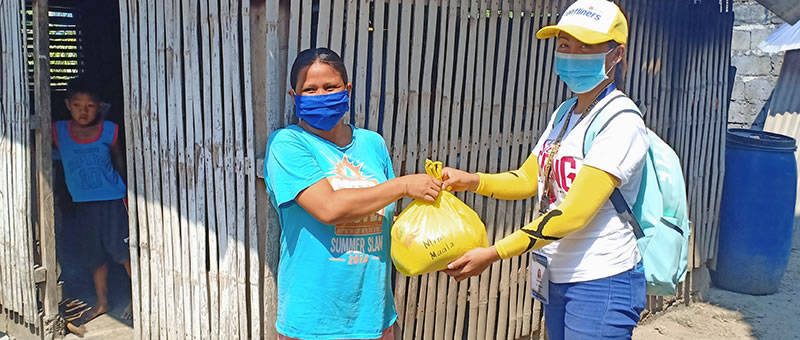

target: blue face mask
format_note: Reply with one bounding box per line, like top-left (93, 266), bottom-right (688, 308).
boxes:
top-left (294, 90), bottom-right (350, 131)
top-left (554, 50), bottom-right (617, 94)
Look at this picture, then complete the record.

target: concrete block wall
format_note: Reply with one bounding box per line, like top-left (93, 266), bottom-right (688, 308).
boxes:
top-left (729, 0), bottom-right (785, 128)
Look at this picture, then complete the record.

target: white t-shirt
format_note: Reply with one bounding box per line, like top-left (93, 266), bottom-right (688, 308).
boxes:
top-left (532, 90), bottom-right (649, 283)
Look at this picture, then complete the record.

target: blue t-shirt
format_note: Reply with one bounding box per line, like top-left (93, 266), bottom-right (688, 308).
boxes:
top-left (54, 120), bottom-right (126, 202)
top-left (264, 125), bottom-right (397, 339)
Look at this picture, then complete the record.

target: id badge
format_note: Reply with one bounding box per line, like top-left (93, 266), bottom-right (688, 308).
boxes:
top-left (529, 252), bottom-right (550, 304)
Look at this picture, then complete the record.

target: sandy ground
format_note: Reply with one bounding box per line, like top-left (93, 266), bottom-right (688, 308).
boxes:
top-left (3, 250), bottom-right (797, 340)
top-left (634, 247), bottom-right (800, 340)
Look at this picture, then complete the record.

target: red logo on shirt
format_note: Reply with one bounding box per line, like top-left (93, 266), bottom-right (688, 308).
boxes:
top-left (538, 140), bottom-right (579, 198)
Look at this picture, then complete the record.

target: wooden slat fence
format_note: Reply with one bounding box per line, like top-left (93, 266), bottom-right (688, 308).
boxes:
top-left (118, 0), bottom-right (260, 339)
top-left (271, 0), bottom-right (734, 338)
top-left (106, 0), bottom-right (732, 338)
top-left (0, 0), bottom-right (40, 333)
top-left (0, 0), bottom-right (736, 338)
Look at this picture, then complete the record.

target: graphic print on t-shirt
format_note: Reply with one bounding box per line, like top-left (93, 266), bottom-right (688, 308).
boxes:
top-left (326, 155), bottom-right (387, 265)
top-left (538, 139), bottom-right (580, 205)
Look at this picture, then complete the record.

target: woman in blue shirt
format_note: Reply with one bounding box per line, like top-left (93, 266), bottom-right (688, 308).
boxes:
top-left (264, 48), bottom-right (440, 340)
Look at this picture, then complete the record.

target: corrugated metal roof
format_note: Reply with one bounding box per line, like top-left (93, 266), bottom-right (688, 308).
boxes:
top-left (755, 0), bottom-right (800, 25)
top-left (763, 50), bottom-right (800, 238)
top-left (759, 22), bottom-right (800, 53)
top-left (770, 50), bottom-right (800, 114)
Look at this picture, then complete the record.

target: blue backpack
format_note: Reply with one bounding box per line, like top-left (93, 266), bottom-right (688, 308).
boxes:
top-left (553, 94), bottom-right (690, 296)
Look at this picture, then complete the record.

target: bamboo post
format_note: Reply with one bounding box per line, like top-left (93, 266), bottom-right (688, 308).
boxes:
top-left (401, 3), bottom-right (430, 338)
top-left (18, 0), bottom-right (36, 326)
top-left (261, 1), bottom-right (284, 339)
top-left (329, 0), bottom-right (345, 54)
top-left (207, 0), bottom-right (225, 336)
top-left (341, 0), bottom-right (357, 124)
top-left (353, 0), bottom-right (370, 128)
top-left (396, 2), bottom-right (417, 335)
top-left (130, 0), bottom-right (153, 337)
top-left (119, 0), bottom-right (142, 338)
top-left (0, 1), bottom-right (11, 314)
top-left (495, 2), bottom-right (524, 338)
top-left (383, 0), bottom-right (405, 329)
top-left (485, 1), bottom-right (513, 337)
top-left (430, 0), bottom-right (450, 162)
top-left (439, 0), bottom-right (470, 338)
top-left (469, 1), bottom-right (497, 339)
top-left (284, 0), bottom-right (300, 127)
top-left (180, 0), bottom-right (203, 337)
top-left (504, 2), bottom-right (533, 337)
top-left (227, 0), bottom-right (250, 336)
top-left (198, 0), bottom-right (219, 337)
top-left (158, 0), bottom-right (179, 336)
top-left (367, 0), bottom-right (386, 132)
top-left (453, 2), bottom-right (482, 338)
top-left (220, 0), bottom-right (240, 335)
top-left (9, 0), bottom-right (22, 317)
top-left (242, 0), bottom-right (262, 338)
top-left (32, 0), bottom-right (59, 336)
top-left (317, 0), bottom-right (331, 47)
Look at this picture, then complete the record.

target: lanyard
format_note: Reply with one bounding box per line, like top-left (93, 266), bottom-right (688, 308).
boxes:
top-left (538, 84), bottom-right (616, 215)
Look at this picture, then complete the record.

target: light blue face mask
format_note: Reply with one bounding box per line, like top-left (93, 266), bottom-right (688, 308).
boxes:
top-left (554, 50), bottom-right (618, 94)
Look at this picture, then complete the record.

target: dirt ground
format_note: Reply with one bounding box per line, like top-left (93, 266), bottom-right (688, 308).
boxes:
top-left (3, 248), bottom-right (798, 340)
top-left (634, 246), bottom-right (800, 340)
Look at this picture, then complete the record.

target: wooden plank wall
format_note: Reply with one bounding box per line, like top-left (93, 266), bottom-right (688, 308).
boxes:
top-left (271, 0), bottom-right (733, 338)
top-left (118, 0), bottom-right (261, 338)
top-left (0, 0), bottom-right (40, 334)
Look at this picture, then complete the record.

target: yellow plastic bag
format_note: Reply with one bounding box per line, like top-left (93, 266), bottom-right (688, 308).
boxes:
top-left (391, 160), bottom-right (489, 276)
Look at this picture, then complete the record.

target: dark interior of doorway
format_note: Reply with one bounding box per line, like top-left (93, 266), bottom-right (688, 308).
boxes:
top-left (31, 0), bottom-right (133, 336)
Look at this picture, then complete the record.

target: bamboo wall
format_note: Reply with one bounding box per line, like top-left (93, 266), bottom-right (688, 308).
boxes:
top-left (118, 0), bottom-right (260, 339)
top-left (113, 0), bottom-right (734, 339)
top-left (268, 0), bottom-right (734, 339)
top-left (0, 0), bottom-right (40, 332)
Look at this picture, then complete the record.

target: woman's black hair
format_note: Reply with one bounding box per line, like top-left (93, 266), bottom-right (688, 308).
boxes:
top-left (65, 76), bottom-right (102, 103)
top-left (290, 48), bottom-right (349, 91)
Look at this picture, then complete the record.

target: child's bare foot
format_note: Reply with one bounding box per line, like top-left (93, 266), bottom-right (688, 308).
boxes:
top-left (121, 302), bottom-right (132, 320)
top-left (78, 303), bottom-right (107, 324)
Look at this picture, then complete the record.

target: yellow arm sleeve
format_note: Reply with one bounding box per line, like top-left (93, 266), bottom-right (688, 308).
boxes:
top-left (474, 153), bottom-right (539, 200)
top-left (494, 165), bottom-right (621, 259)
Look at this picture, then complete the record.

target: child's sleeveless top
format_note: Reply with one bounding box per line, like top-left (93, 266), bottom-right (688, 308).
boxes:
top-left (54, 120), bottom-right (127, 202)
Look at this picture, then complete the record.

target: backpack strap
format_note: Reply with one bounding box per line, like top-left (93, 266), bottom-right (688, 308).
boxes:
top-left (611, 189), bottom-right (645, 239)
top-left (579, 94), bottom-right (646, 239)
top-left (552, 97), bottom-right (578, 129)
top-left (581, 94), bottom-right (639, 157)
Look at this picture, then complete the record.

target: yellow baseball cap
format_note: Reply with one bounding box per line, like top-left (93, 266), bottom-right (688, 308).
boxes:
top-left (536, 0), bottom-right (628, 45)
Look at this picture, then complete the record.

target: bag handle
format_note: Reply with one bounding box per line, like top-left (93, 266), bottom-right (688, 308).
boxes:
top-left (425, 159), bottom-right (444, 181)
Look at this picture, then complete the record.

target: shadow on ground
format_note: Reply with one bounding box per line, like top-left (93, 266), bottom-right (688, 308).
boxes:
top-left (634, 247), bottom-right (800, 340)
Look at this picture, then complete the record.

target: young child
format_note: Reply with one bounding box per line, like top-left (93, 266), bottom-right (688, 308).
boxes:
top-left (53, 77), bottom-right (132, 321)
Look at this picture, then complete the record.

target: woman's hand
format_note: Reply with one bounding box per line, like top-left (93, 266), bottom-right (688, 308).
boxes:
top-left (441, 167), bottom-right (480, 192)
top-left (443, 246), bottom-right (501, 281)
top-left (397, 174), bottom-right (442, 202)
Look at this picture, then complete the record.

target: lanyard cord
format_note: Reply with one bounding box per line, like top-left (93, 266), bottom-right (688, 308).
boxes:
top-left (538, 84), bottom-right (615, 215)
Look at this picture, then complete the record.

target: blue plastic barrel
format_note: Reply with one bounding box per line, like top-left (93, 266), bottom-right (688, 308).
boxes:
top-left (712, 129), bottom-right (797, 295)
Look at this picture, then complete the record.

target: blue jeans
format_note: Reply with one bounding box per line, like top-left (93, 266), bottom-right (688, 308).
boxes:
top-left (544, 263), bottom-right (646, 340)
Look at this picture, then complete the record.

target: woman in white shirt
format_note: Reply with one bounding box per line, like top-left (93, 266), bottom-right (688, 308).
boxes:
top-left (441, 1), bottom-right (648, 339)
